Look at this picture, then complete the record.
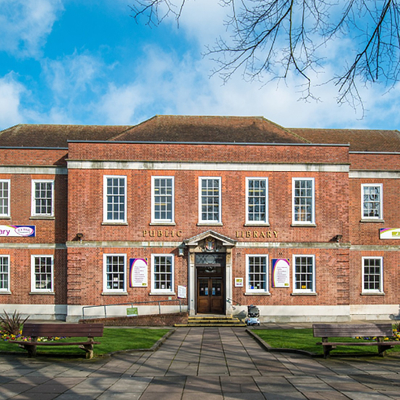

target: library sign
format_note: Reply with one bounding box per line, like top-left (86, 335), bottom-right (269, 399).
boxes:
top-left (0, 225), bottom-right (35, 237)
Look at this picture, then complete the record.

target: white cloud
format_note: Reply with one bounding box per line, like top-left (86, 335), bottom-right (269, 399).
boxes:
top-left (0, 0), bottom-right (63, 58)
top-left (0, 74), bottom-right (25, 128)
top-left (94, 43), bottom-right (400, 130)
top-left (98, 83), bottom-right (145, 124)
top-left (42, 52), bottom-right (103, 98)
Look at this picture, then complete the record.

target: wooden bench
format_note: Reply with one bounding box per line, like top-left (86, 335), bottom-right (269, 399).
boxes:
top-left (10, 323), bottom-right (104, 359)
top-left (313, 323), bottom-right (398, 358)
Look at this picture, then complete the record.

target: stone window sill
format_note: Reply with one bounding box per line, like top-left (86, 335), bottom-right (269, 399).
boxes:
top-left (244, 223), bottom-right (270, 227)
top-left (244, 292), bottom-right (270, 296)
top-left (291, 223), bottom-right (317, 228)
top-left (360, 219), bottom-right (384, 223)
top-left (150, 222), bottom-right (176, 226)
top-left (197, 223), bottom-right (223, 227)
top-left (29, 291), bottom-right (55, 295)
top-left (101, 292), bottom-right (128, 296)
top-left (361, 291), bottom-right (385, 296)
top-left (149, 292), bottom-right (176, 296)
top-left (291, 292), bottom-right (317, 296)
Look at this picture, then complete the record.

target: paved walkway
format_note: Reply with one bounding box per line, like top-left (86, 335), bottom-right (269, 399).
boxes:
top-left (1, 327), bottom-right (400, 399)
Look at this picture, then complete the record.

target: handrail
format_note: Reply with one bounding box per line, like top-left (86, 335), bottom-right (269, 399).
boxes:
top-left (226, 297), bottom-right (241, 306)
top-left (82, 299), bottom-right (182, 320)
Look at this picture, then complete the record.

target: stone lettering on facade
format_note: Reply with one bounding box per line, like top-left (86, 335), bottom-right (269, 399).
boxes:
top-left (235, 230), bottom-right (278, 239)
top-left (143, 230), bottom-right (183, 238)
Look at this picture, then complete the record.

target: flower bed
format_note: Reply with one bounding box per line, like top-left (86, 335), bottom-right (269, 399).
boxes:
top-left (353, 326), bottom-right (400, 342)
top-left (1, 329), bottom-right (64, 343)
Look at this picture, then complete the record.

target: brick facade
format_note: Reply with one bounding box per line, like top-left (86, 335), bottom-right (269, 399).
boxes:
top-left (0, 116), bottom-right (399, 322)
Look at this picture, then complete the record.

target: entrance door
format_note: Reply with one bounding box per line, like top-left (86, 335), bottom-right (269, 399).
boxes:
top-left (197, 277), bottom-right (224, 314)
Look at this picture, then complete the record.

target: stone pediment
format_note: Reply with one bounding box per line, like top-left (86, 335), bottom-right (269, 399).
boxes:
top-left (184, 230), bottom-right (236, 248)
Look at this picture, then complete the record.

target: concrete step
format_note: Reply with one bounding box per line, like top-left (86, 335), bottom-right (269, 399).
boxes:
top-left (175, 316), bottom-right (246, 327)
top-left (175, 323), bottom-right (247, 327)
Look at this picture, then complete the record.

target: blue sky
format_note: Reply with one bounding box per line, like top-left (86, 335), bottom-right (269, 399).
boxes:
top-left (1, 0), bottom-right (400, 132)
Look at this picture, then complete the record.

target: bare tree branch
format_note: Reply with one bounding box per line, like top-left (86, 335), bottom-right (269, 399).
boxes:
top-left (130, 0), bottom-right (400, 108)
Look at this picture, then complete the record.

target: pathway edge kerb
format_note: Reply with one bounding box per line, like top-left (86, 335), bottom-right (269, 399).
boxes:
top-left (246, 328), bottom-right (316, 357)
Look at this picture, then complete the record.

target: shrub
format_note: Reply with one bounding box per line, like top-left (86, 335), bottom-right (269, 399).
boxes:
top-left (0, 310), bottom-right (29, 335)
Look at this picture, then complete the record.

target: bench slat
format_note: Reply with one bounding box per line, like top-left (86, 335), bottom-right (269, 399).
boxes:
top-left (317, 341), bottom-right (398, 346)
top-left (22, 323), bottom-right (104, 338)
top-left (313, 323), bottom-right (392, 338)
top-left (10, 341), bottom-right (101, 346)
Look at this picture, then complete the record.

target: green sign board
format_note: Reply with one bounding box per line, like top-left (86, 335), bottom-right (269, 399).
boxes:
top-left (127, 307), bottom-right (138, 317)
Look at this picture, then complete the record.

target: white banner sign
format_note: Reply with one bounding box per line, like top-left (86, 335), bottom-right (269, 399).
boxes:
top-left (0, 225), bottom-right (35, 237)
top-left (380, 228), bottom-right (400, 239)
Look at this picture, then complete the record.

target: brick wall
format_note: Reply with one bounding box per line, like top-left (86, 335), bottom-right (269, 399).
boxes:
top-left (67, 169), bottom-right (349, 244)
top-left (68, 142), bottom-right (349, 164)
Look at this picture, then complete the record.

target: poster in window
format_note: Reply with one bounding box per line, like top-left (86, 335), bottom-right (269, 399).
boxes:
top-left (129, 258), bottom-right (148, 287)
top-left (271, 259), bottom-right (290, 288)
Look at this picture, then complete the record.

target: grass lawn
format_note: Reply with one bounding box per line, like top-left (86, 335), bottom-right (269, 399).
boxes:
top-left (0, 328), bottom-right (170, 357)
top-left (253, 328), bottom-right (400, 356)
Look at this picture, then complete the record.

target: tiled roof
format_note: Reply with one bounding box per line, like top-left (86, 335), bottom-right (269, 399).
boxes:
top-left (289, 128), bottom-right (400, 152)
top-left (1, 118), bottom-right (399, 151)
top-left (111, 115), bottom-right (307, 144)
top-left (0, 124), bottom-right (132, 147)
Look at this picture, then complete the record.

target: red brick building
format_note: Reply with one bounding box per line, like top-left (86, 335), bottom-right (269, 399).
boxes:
top-left (0, 116), bottom-right (399, 322)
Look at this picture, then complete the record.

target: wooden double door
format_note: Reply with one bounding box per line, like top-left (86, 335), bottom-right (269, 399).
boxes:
top-left (195, 253), bottom-right (225, 314)
top-left (197, 275), bottom-right (224, 314)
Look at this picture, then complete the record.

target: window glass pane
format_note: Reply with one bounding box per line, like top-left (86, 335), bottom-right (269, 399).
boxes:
top-left (247, 179), bottom-right (267, 222)
top-left (294, 256), bottom-right (314, 291)
top-left (153, 178), bottom-right (173, 221)
top-left (106, 255), bottom-right (125, 290)
top-left (294, 179), bottom-right (313, 222)
top-left (248, 256), bottom-right (267, 291)
top-left (200, 178), bottom-right (220, 222)
top-left (0, 256), bottom-right (9, 290)
top-left (0, 181), bottom-right (9, 216)
top-left (153, 256), bottom-right (173, 290)
top-left (106, 177), bottom-right (125, 221)
top-left (363, 186), bottom-right (381, 218)
top-left (33, 256), bottom-right (52, 290)
top-left (33, 181), bottom-right (53, 216)
top-left (363, 258), bottom-right (382, 291)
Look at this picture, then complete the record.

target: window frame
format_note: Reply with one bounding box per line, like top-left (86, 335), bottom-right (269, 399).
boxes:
top-left (151, 176), bottom-right (175, 224)
top-left (0, 179), bottom-right (10, 218)
top-left (362, 256), bottom-right (383, 294)
top-left (198, 177), bottom-right (222, 224)
top-left (246, 254), bottom-right (269, 294)
top-left (31, 255), bottom-right (54, 293)
top-left (292, 178), bottom-right (315, 225)
top-left (361, 184), bottom-right (383, 220)
top-left (103, 175), bottom-right (127, 223)
top-left (31, 180), bottom-right (54, 217)
top-left (246, 178), bottom-right (268, 225)
top-left (103, 254), bottom-right (127, 293)
top-left (151, 254), bottom-right (174, 293)
top-left (0, 255), bottom-right (10, 292)
top-left (292, 254), bottom-right (316, 294)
